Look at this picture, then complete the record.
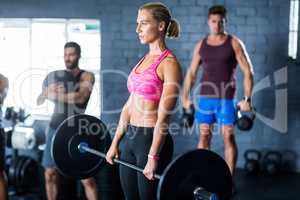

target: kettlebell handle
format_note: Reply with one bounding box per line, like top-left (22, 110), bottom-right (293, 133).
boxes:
top-left (264, 151), bottom-right (282, 162)
top-left (244, 149), bottom-right (261, 160)
top-left (236, 105), bottom-right (256, 120)
top-left (184, 104), bottom-right (195, 115)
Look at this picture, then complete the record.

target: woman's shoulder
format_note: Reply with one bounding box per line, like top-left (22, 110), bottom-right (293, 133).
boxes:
top-left (163, 53), bottom-right (179, 66)
top-left (159, 53), bottom-right (181, 75)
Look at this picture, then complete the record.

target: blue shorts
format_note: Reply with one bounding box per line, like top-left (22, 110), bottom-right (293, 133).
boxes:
top-left (42, 126), bottom-right (57, 168)
top-left (195, 98), bottom-right (237, 125)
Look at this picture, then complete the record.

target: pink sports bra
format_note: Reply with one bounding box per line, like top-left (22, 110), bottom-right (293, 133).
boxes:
top-left (127, 49), bottom-right (171, 102)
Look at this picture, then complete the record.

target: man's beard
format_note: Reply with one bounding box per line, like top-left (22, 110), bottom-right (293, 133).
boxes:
top-left (65, 60), bottom-right (79, 69)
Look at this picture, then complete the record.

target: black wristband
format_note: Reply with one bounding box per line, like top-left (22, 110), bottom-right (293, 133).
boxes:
top-left (243, 96), bottom-right (251, 103)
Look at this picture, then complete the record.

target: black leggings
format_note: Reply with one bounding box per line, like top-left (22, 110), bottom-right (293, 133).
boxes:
top-left (119, 125), bottom-right (173, 200)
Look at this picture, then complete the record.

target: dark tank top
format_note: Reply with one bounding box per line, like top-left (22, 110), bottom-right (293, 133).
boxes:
top-left (199, 34), bottom-right (237, 99)
top-left (49, 70), bottom-right (89, 128)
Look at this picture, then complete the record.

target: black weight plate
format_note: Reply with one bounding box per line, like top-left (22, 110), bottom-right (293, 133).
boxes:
top-left (8, 159), bottom-right (18, 186)
top-left (52, 114), bottom-right (111, 179)
top-left (20, 157), bottom-right (39, 187)
top-left (158, 149), bottom-right (232, 200)
top-left (16, 156), bottom-right (27, 187)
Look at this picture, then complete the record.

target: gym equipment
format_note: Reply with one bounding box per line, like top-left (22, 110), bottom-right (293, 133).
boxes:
top-left (7, 156), bottom-right (39, 188)
top-left (11, 126), bottom-right (36, 150)
top-left (4, 128), bottom-right (13, 148)
top-left (8, 157), bottom-right (20, 186)
top-left (181, 105), bottom-right (195, 128)
top-left (16, 156), bottom-right (26, 187)
top-left (158, 149), bottom-right (231, 200)
top-left (18, 156), bottom-right (39, 188)
top-left (5, 107), bottom-right (17, 121)
top-left (5, 107), bottom-right (30, 123)
top-left (244, 149), bottom-right (261, 175)
top-left (236, 106), bottom-right (256, 131)
top-left (263, 151), bottom-right (282, 176)
top-left (281, 150), bottom-right (297, 172)
top-left (52, 114), bottom-right (233, 200)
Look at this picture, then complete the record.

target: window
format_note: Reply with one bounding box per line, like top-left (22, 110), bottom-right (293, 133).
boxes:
top-left (289, 0), bottom-right (299, 59)
top-left (0, 19), bottom-right (101, 118)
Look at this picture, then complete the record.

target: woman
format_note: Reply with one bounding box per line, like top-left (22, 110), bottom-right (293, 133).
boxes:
top-left (106, 2), bottom-right (181, 200)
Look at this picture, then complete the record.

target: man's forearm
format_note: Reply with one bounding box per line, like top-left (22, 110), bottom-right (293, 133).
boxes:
top-left (243, 74), bottom-right (253, 97)
top-left (50, 91), bottom-right (86, 104)
top-left (182, 71), bottom-right (194, 101)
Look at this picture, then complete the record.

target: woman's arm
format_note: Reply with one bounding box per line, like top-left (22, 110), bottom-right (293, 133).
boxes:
top-left (149, 58), bottom-right (181, 157)
top-left (143, 56), bottom-right (181, 180)
top-left (106, 95), bottom-right (132, 164)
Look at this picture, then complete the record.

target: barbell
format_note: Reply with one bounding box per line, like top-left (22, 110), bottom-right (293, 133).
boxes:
top-left (51, 114), bottom-right (232, 200)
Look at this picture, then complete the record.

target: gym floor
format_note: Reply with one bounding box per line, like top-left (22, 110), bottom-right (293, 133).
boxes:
top-left (9, 169), bottom-right (300, 200)
top-left (233, 169), bottom-right (299, 200)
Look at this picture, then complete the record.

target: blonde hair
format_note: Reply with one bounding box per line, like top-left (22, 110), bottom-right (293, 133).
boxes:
top-left (139, 2), bottom-right (180, 38)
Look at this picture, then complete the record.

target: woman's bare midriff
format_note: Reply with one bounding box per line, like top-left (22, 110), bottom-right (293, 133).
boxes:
top-left (128, 94), bottom-right (159, 127)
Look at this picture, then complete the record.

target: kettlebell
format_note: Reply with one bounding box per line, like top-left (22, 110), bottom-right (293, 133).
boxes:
top-left (236, 106), bottom-right (256, 131)
top-left (181, 105), bottom-right (195, 128)
top-left (263, 151), bottom-right (282, 176)
top-left (281, 150), bottom-right (297, 172)
top-left (244, 149), bottom-right (261, 175)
